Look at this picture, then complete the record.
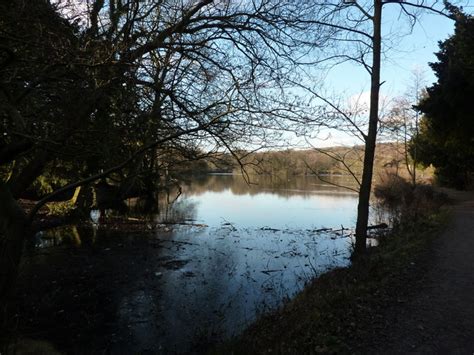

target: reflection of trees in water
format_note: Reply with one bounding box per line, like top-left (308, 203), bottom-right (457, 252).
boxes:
top-left (127, 187), bottom-right (198, 223)
top-left (28, 225), bottom-right (102, 250)
top-left (158, 197), bottom-right (198, 223)
top-left (181, 174), bottom-right (358, 199)
top-left (129, 174), bottom-right (358, 222)
top-left (113, 173), bottom-right (362, 228)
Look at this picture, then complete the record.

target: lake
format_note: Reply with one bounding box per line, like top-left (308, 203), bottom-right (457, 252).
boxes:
top-left (161, 174), bottom-right (359, 229)
top-left (19, 174), bottom-right (361, 353)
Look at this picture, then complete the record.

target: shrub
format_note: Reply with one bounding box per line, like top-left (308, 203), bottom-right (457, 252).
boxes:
top-left (374, 173), bottom-right (447, 228)
top-left (374, 173), bottom-right (412, 210)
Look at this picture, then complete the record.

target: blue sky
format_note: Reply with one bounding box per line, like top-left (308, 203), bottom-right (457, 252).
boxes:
top-left (305, 3), bottom-right (472, 148)
top-left (327, 14), bottom-right (449, 95)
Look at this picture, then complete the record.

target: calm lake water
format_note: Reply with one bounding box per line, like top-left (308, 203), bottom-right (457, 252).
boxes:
top-left (163, 174), bottom-right (359, 229)
top-left (24, 174), bottom-right (361, 353)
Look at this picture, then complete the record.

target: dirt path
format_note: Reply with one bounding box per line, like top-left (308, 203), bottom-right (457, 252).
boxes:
top-left (372, 189), bottom-right (474, 353)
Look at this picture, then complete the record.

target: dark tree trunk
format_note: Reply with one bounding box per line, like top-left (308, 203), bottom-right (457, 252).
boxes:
top-left (354, 0), bottom-right (382, 258)
top-left (0, 183), bottom-right (30, 304)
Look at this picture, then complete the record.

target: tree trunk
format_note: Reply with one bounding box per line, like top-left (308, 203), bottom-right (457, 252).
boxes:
top-left (354, 0), bottom-right (382, 258)
top-left (0, 182), bottom-right (30, 304)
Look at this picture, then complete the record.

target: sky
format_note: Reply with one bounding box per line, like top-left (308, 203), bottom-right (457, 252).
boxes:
top-left (328, 1), bottom-right (474, 95)
top-left (54, 0), bottom-right (471, 149)
top-left (306, 2), bottom-right (473, 148)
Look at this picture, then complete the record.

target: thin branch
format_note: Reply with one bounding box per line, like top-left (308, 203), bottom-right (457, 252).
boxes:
top-left (384, 1), bottom-right (455, 20)
top-left (303, 159), bottom-right (360, 193)
top-left (291, 80), bottom-right (368, 141)
top-left (27, 121), bottom-right (217, 221)
top-left (351, 2), bottom-right (374, 20)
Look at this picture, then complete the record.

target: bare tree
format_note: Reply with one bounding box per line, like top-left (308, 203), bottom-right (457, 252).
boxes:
top-left (294, 0), bottom-right (459, 257)
top-left (381, 68), bottom-right (427, 184)
top-left (0, 0), bottom-right (338, 301)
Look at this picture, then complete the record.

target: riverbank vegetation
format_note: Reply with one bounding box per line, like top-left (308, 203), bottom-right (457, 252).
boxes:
top-left (0, 0), bottom-right (335, 303)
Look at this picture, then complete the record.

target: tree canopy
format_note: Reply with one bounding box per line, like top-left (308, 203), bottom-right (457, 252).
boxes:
top-left (414, 10), bottom-right (474, 188)
top-left (1, 0), bottom-right (331, 217)
top-left (0, 0), bottom-right (337, 300)
top-left (0, 1), bottom-right (466, 299)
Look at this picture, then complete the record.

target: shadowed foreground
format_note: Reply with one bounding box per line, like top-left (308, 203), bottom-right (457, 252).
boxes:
top-left (225, 188), bottom-right (474, 353)
top-left (368, 190), bottom-right (474, 353)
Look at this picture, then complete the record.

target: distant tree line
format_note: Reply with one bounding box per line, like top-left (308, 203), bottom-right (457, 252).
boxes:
top-left (206, 143), bottom-right (419, 182)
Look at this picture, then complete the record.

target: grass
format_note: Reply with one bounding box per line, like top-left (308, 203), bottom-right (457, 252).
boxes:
top-left (216, 207), bottom-right (450, 354)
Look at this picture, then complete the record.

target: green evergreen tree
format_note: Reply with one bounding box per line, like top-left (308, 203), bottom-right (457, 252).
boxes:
top-left (414, 10), bottom-right (474, 188)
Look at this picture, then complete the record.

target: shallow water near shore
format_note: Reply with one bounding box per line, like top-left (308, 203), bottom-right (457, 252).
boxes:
top-left (17, 174), bottom-right (359, 353)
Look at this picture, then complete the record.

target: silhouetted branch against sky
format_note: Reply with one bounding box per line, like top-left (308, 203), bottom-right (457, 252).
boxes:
top-left (2, 0), bottom-right (361, 212)
top-left (277, 0), bottom-right (474, 256)
top-left (294, 0), bottom-right (473, 147)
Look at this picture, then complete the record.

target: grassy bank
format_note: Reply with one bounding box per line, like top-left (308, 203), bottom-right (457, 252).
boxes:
top-left (219, 191), bottom-right (449, 353)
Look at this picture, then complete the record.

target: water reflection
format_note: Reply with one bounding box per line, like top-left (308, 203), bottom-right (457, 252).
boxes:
top-left (174, 174), bottom-right (359, 229)
top-left (25, 174), bottom-right (360, 353)
top-left (155, 225), bottom-right (350, 350)
top-left (33, 225), bottom-right (84, 248)
top-left (182, 174), bottom-right (358, 198)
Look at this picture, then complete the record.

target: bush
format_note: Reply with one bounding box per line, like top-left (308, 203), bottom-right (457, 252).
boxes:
top-left (374, 173), bottom-right (447, 228)
top-left (374, 173), bottom-right (412, 210)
